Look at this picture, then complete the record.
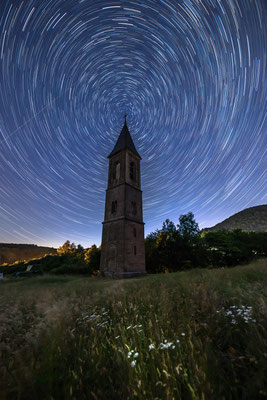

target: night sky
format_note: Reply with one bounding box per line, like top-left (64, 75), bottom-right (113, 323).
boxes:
top-left (0, 0), bottom-right (266, 248)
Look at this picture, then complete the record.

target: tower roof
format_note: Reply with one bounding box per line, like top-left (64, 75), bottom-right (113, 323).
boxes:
top-left (108, 117), bottom-right (141, 159)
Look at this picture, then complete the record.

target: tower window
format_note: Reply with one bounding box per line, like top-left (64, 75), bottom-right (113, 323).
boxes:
top-left (133, 228), bottom-right (136, 237)
top-left (131, 201), bottom-right (137, 215)
top-left (134, 246), bottom-right (137, 255)
top-left (111, 200), bottom-right (117, 214)
top-left (129, 162), bottom-right (136, 181)
top-left (113, 161), bottom-right (120, 181)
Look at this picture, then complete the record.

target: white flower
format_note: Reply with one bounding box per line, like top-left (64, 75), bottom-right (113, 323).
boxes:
top-left (160, 342), bottom-right (173, 349)
top-left (171, 345), bottom-right (175, 349)
top-left (127, 350), bottom-right (134, 358)
top-left (181, 333), bottom-right (185, 336)
top-left (149, 344), bottom-right (155, 351)
top-left (133, 352), bottom-right (139, 359)
top-left (130, 361), bottom-right (136, 368)
top-left (115, 335), bottom-right (120, 339)
top-left (176, 339), bottom-right (180, 343)
top-left (126, 325), bottom-right (132, 330)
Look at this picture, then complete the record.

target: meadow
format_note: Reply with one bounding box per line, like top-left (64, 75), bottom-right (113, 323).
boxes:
top-left (0, 259), bottom-right (267, 400)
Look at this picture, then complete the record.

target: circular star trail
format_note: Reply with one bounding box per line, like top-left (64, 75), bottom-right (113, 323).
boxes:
top-left (0, 0), bottom-right (266, 247)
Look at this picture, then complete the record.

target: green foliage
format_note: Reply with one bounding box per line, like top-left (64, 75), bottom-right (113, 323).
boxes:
top-left (145, 213), bottom-right (267, 273)
top-left (49, 263), bottom-right (91, 275)
top-left (1, 242), bottom-right (101, 277)
top-left (204, 229), bottom-right (267, 267)
top-left (84, 244), bottom-right (101, 271)
top-left (0, 261), bottom-right (27, 274)
top-left (145, 213), bottom-right (206, 273)
top-left (178, 211), bottom-right (200, 238)
top-left (57, 240), bottom-right (77, 255)
top-left (1, 260), bottom-right (267, 399)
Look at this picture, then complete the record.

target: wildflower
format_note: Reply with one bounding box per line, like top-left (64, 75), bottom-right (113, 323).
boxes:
top-left (148, 344), bottom-right (155, 350)
top-left (160, 342), bottom-right (173, 349)
top-left (115, 335), bottom-right (120, 339)
top-left (171, 345), bottom-right (175, 349)
top-left (133, 352), bottom-right (139, 359)
top-left (126, 325), bottom-right (132, 330)
top-left (130, 361), bottom-right (136, 368)
top-left (181, 333), bottom-right (185, 336)
top-left (176, 339), bottom-right (180, 343)
top-left (127, 350), bottom-right (134, 358)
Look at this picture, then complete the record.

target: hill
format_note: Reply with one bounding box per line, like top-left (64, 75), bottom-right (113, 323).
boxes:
top-left (0, 243), bottom-right (57, 264)
top-left (205, 205), bottom-right (267, 232)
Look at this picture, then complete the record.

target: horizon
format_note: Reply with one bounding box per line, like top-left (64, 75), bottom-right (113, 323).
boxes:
top-left (0, 203), bottom-right (266, 249)
top-left (0, 0), bottom-right (266, 248)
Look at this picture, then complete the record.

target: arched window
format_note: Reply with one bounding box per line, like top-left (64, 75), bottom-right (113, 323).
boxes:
top-left (116, 162), bottom-right (120, 180)
top-left (131, 201), bottom-right (137, 215)
top-left (109, 162), bottom-right (113, 181)
top-left (111, 200), bottom-right (117, 214)
top-left (129, 162), bottom-right (136, 181)
top-left (113, 162), bottom-right (120, 180)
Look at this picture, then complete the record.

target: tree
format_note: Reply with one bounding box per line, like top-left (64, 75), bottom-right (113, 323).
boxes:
top-left (146, 219), bottom-right (181, 272)
top-left (84, 245), bottom-right (101, 271)
top-left (162, 219), bottom-right (177, 234)
top-left (177, 212), bottom-right (199, 238)
top-left (57, 240), bottom-right (77, 255)
top-left (77, 244), bottom-right (84, 253)
top-left (145, 236), bottom-right (161, 273)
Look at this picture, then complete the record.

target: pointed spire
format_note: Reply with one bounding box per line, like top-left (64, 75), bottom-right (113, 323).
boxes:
top-left (108, 116), bottom-right (141, 159)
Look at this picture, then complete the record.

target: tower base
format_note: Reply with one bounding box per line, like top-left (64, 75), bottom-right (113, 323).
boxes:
top-left (101, 270), bottom-right (147, 279)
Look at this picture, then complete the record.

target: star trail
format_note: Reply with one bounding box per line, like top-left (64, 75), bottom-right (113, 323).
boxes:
top-left (0, 0), bottom-right (266, 247)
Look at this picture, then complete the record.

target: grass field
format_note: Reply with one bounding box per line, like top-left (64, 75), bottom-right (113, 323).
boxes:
top-left (0, 259), bottom-right (267, 400)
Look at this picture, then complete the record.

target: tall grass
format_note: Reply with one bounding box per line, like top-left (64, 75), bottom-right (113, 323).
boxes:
top-left (0, 259), bottom-right (267, 399)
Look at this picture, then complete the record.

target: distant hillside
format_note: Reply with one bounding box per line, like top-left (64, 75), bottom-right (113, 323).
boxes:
top-left (0, 243), bottom-right (57, 264)
top-left (205, 205), bottom-right (267, 232)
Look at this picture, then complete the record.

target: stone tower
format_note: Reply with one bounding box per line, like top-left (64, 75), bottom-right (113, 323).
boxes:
top-left (100, 116), bottom-right (146, 278)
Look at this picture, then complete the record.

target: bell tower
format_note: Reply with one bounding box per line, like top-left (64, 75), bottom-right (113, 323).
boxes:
top-left (100, 116), bottom-right (146, 278)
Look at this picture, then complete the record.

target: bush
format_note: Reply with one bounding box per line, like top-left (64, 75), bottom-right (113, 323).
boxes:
top-left (49, 264), bottom-right (91, 275)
